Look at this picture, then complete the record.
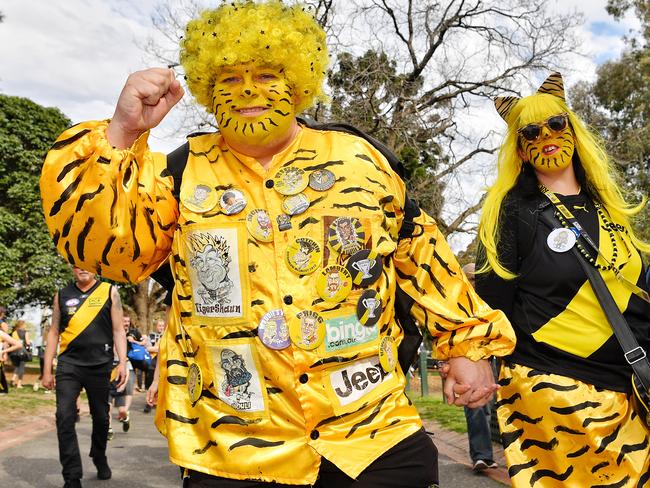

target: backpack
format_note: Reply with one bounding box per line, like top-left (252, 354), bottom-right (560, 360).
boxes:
top-left (127, 342), bottom-right (151, 364)
top-left (161, 119), bottom-right (424, 373)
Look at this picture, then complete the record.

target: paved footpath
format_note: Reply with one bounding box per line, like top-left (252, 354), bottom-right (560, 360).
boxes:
top-left (0, 394), bottom-right (508, 487)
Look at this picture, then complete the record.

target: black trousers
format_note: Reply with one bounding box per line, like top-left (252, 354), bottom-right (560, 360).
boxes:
top-left (185, 428), bottom-right (439, 487)
top-left (55, 361), bottom-right (111, 481)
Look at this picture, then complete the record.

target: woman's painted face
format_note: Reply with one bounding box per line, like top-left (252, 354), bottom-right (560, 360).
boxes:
top-left (518, 113), bottom-right (575, 173)
top-left (211, 63), bottom-right (296, 148)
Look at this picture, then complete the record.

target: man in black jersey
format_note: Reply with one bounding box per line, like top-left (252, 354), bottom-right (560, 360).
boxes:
top-left (42, 267), bottom-right (127, 488)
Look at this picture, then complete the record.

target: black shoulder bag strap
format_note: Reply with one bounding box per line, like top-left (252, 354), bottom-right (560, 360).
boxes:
top-left (539, 205), bottom-right (650, 389)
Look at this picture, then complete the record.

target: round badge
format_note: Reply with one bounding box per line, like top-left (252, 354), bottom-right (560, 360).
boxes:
top-left (309, 169), bottom-right (336, 191)
top-left (219, 189), bottom-right (247, 215)
top-left (258, 310), bottom-right (290, 350)
top-left (346, 249), bottom-right (382, 287)
top-left (286, 237), bottom-right (322, 275)
top-left (357, 289), bottom-right (382, 326)
top-left (378, 336), bottom-right (397, 373)
top-left (273, 167), bottom-right (308, 196)
top-left (547, 227), bottom-right (577, 253)
top-left (290, 310), bottom-right (326, 350)
top-left (328, 217), bottom-right (365, 255)
top-left (316, 265), bottom-right (353, 303)
top-left (180, 183), bottom-right (218, 213)
top-left (246, 209), bottom-right (274, 242)
top-left (187, 363), bottom-right (203, 403)
top-left (282, 193), bottom-right (310, 216)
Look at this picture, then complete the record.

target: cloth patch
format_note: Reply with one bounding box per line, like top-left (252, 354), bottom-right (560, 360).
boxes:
top-left (185, 227), bottom-right (244, 318)
top-left (210, 341), bottom-right (266, 413)
top-left (325, 314), bottom-right (378, 352)
top-left (327, 356), bottom-right (393, 407)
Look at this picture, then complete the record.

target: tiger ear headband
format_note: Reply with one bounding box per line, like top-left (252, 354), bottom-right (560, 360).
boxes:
top-left (494, 72), bottom-right (565, 122)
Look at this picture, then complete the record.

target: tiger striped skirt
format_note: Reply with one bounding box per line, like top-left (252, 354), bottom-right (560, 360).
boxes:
top-left (496, 362), bottom-right (650, 487)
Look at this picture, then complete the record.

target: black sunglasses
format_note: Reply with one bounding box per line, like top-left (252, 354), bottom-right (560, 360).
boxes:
top-left (518, 113), bottom-right (569, 142)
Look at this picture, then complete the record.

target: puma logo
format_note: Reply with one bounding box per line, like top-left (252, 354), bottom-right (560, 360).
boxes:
top-left (573, 204), bottom-right (588, 212)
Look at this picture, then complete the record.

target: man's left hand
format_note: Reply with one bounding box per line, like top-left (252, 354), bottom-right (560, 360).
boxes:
top-left (115, 361), bottom-right (127, 389)
top-left (442, 357), bottom-right (498, 408)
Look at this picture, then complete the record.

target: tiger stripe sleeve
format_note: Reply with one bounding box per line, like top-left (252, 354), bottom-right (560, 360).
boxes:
top-left (40, 120), bottom-right (178, 283)
top-left (393, 210), bottom-right (516, 361)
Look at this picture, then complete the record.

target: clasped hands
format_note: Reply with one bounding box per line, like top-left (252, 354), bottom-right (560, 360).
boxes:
top-left (439, 357), bottom-right (498, 408)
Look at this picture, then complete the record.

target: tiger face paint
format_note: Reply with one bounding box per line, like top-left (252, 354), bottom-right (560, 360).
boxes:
top-left (212, 63), bottom-right (297, 150)
top-left (518, 113), bottom-right (575, 173)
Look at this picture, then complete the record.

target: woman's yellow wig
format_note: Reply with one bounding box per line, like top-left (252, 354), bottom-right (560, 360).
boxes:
top-left (180, 0), bottom-right (329, 114)
top-left (479, 73), bottom-right (649, 279)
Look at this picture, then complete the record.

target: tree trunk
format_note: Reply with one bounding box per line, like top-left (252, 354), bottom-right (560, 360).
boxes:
top-left (133, 280), bottom-right (151, 334)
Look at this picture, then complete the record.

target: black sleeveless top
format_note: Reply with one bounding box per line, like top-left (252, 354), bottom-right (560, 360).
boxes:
top-left (58, 280), bottom-right (113, 367)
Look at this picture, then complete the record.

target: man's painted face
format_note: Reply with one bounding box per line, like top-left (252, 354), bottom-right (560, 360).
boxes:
top-left (212, 63), bottom-right (296, 148)
top-left (518, 113), bottom-right (575, 173)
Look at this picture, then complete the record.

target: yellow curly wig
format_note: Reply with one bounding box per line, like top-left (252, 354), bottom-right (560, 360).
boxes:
top-left (180, 0), bottom-right (329, 114)
top-left (479, 92), bottom-right (649, 280)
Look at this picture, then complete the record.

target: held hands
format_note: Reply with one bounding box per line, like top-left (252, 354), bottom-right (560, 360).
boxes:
top-left (106, 68), bottom-right (184, 149)
top-left (441, 357), bottom-right (498, 408)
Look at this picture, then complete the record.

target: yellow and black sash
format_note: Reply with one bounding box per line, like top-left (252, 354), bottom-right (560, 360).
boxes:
top-left (59, 282), bottom-right (111, 355)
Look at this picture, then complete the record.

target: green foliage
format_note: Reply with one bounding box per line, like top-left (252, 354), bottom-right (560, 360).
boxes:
top-left (413, 395), bottom-right (468, 433)
top-left (571, 2), bottom-right (650, 243)
top-left (0, 95), bottom-right (73, 311)
top-left (322, 49), bottom-right (447, 219)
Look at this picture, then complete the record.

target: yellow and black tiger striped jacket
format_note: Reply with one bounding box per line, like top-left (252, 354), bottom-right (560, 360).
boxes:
top-left (40, 120), bottom-right (515, 484)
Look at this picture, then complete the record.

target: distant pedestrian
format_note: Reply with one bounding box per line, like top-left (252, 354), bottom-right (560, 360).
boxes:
top-left (9, 319), bottom-right (31, 389)
top-left (143, 318), bottom-right (165, 413)
top-left (0, 308), bottom-right (22, 394)
top-left (108, 354), bottom-right (133, 439)
top-left (42, 267), bottom-right (127, 488)
top-left (124, 316), bottom-right (150, 392)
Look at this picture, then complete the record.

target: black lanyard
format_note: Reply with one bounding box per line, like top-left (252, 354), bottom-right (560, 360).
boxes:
top-left (540, 185), bottom-right (650, 304)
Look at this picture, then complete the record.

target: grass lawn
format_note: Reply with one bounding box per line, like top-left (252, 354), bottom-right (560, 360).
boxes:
top-left (0, 387), bottom-right (57, 430)
top-left (413, 395), bottom-right (468, 434)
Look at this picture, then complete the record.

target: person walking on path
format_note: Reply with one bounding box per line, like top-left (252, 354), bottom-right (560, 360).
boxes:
top-left (42, 267), bottom-right (127, 488)
top-left (476, 73), bottom-right (650, 486)
top-left (0, 308), bottom-right (23, 394)
top-left (9, 319), bottom-right (32, 389)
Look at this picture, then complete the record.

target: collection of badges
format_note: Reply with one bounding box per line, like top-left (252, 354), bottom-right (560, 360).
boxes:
top-left (182, 165), bottom-right (396, 382)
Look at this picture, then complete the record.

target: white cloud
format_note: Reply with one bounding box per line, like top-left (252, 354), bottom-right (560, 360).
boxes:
top-left (0, 0), bottom-right (184, 152)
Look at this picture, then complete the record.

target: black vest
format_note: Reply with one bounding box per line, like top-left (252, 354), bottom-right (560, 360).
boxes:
top-left (58, 280), bottom-right (113, 366)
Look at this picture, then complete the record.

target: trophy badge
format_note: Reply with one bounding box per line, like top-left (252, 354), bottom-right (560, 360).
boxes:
top-left (346, 249), bottom-right (382, 286)
top-left (357, 289), bottom-right (382, 326)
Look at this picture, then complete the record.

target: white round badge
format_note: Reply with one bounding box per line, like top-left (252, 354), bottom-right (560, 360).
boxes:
top-left (547, 227), bottom-right (577, 253)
